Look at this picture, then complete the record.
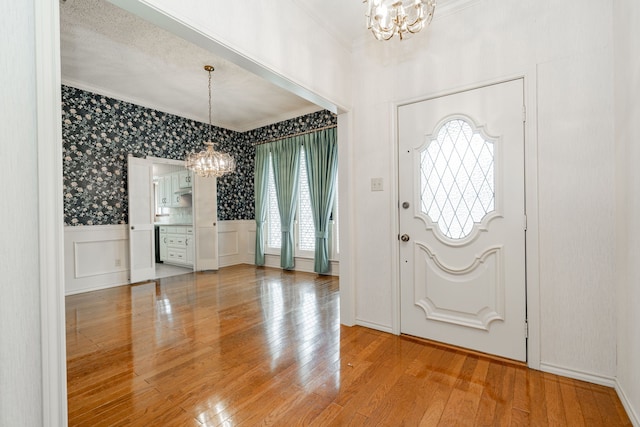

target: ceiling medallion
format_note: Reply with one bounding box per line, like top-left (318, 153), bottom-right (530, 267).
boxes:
top-left (364, 0), bottom-right (436, 41)
top-left (185, 65), bottom-right (236, 178)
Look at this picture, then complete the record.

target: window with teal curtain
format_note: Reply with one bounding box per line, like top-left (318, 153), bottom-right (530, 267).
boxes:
top-left (254, 144), bottom-right (270, 266)
top-left (302, 128), bottom-right (338, 274)
top-left (297, 149), bottom-right (315, 254)
top-left (266, 153), bottom-right (282, 250)
top-left (270, 137), bottom-right (301, 269)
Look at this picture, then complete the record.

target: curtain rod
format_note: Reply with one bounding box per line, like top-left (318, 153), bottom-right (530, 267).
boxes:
top-left (254, 124), bottom-right (337, 146)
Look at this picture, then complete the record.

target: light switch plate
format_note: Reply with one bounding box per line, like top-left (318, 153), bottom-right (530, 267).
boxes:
top-left (371, 177), bottom-right (383, 191)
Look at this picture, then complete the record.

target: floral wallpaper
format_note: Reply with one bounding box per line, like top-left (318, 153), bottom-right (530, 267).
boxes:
top-left (242, 109), bottom-right (337, 145)
top-left (62, 85), bottom-right (336, 226)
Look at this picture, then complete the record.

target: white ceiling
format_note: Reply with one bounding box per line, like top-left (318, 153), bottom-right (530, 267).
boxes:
top-left (59, 0), bottom-right (331, 132)
top-left (59, 0), bottom-right (469, 133)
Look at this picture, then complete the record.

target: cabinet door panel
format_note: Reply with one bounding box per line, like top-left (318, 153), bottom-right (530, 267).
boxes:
top-left (179, 171), bottom-right (192, 189)
top-left (159, 231), bottom-right (168, 261)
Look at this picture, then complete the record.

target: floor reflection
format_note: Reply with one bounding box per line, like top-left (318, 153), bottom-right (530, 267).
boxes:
top-left (66, 266), bottom-right (340, 425)
top-left (65, 265), bottom-right (630, 425)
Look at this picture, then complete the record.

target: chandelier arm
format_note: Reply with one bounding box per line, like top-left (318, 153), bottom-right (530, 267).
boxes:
top-left (377, 21), bottom-right (399, 33)
top-left (405, 15), bottom-right (424, 27)
top-left (364, 0), bottom-right (436, 41)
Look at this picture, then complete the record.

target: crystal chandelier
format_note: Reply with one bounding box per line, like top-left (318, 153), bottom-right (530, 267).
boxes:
top-left (364, 0), bottom-right (436, 41)
top-left (185, 65), bottom-right (236, 178)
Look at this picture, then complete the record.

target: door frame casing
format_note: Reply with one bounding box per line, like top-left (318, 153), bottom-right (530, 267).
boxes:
top-left (35, 0), bottom-right (68, 424)
top-left (390, 71), bottom-right (541, 369)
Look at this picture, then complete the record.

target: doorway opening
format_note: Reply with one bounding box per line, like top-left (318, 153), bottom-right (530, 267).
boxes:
top-left (151, 158), bottom-right (195, 280)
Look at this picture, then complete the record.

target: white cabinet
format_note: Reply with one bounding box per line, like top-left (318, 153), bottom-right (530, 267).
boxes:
top-left (159, 175), bottom-right (179, 208)
top-left (159, 226), bottom-right (168, 260)
top-left (157, 176), bottom-right (170, 208)
top-left (185, 227), bottom-right (194, 264)
top-left (170, 174), bottom-right (180, 207)
top-left (160, 226), bottom-right (193, 267)
top-left (156, 171), bottom-right (192, 209)
top-left (179, 170), bottom-right (192, 189)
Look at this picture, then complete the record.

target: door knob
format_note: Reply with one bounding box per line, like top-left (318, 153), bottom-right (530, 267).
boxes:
top-left (402, 201), bottom-right (410, 209)
top-left (131, 226), bottom-right (135, 230)
top-left (400, 234), bottom-right (410, 242)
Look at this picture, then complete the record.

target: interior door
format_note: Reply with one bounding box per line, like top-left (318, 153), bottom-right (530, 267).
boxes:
top-left (398, 79), bottom-right (526, 361)
top-left (193, 174), bottom-right (219, 271)
top-left (127, 155), bottom-right (155, 283)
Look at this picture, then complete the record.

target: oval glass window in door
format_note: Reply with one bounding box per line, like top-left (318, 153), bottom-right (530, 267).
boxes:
top-left (420, 118), bottom-right (495, 239)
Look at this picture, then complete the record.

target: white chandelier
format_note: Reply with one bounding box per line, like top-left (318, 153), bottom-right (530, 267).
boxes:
top-left (185, 65), bottom-right (236, 178)
top-left (364, 0), bottom-right (436, 41)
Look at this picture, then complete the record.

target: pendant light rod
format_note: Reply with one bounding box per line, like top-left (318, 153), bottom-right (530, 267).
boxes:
top-left (204, 65), bottom-right (214, 128)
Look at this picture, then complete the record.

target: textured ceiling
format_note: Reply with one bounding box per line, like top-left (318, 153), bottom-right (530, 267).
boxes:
top-left (59, 0), bottom-right (472, 132)
top-left (59, 0), bottom-right (324, 132)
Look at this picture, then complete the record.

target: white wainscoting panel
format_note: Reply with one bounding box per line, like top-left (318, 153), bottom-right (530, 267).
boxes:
top-left (248, 229), bottom-right (256, 256)
top-left (65, 221), bottom-right (336, 294)
top-left (64, 225), bottom-right (129, 295)
top-left (74, 239), bottom-right (128, 278)
top-left (218, 220), bottom-right (255, 267)
top-left (218, 229), bottom-right (239, 256)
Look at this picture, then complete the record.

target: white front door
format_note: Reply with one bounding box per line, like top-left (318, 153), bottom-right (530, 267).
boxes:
top-left (127, 155), bottom-right (155, 283)
top-left (398, 79), bottom-right (527, 361)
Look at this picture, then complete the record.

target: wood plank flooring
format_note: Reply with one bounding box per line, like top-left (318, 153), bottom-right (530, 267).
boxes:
top-left (66, 265), bottom-right (631, 426)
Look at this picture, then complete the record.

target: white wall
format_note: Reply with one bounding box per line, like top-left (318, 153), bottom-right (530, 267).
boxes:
top-left (112, 0), bottom-right (353, 113)
top-left (614, 0), bottom-right (640, 424)
top-left (350, 0), bottom-right (617, 379)
top-left (1, 2), bottom-right (44, 426)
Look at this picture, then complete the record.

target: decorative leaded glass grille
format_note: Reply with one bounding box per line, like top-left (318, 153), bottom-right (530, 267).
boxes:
top-left (420, 118), bottom-right (495, 239)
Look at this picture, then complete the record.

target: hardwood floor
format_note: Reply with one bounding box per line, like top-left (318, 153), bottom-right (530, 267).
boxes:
top-left (66, 265), bottom-right (631, 426)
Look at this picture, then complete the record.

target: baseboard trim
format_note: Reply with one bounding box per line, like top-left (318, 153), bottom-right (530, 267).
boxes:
top-left (615, 379), bottom-right (640, 427)
top-left (263, 253), bottom-right (339, 276)
top-left (65, 280), bottom-right (127, 296)
top-left (356, 319), bottom-right (393, 334)
top-left (539, 362), bottom-right (616, 387)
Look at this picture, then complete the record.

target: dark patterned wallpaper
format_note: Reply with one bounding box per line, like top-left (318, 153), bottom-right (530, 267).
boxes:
top-left (242, 109), bottom-right (337, 145)
top-left (62, 85), bottom-right (336, 226)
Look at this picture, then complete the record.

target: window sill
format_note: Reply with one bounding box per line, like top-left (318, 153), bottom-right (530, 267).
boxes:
top-left (262, 253), bottom-right (339, 276)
